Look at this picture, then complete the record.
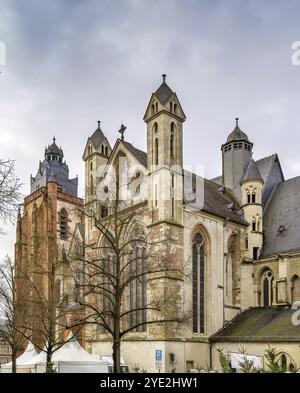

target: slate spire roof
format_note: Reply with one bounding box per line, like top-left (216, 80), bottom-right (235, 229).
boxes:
top-left (154, 74), bottom-right (174, 105)
top-left (45, 137), bottom-right (64, 159)
top-left (226, 118), bottom-right (250, 143)
top-left (90, 120), bottom-right (106, 149)
top-left (242, 159), bottom-right (263, 183)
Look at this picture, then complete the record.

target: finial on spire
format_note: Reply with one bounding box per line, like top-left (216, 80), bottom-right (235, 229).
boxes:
top-left (118, 124), bottom-right (127, 140)
top-left (162, 74), bottom-right (166, 83)
top-left (53, 136), bottom-right (56, 144)
top-left (97, 120), bottom-right (101, 129)
top-left (235, 117), bottom-right (239, 127)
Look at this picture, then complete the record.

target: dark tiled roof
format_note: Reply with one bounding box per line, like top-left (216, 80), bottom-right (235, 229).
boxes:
top-left (210, 306), bottom-right (300, 342)
top-left (90, 127), bottom-right (106, 149)
top-left (256, 154), bottom-right (277, 184)
top-left (122, 141), bottom-right (147, 167)
top-left (242, 159), bottom-right (263, 183)
top-left (210, 175), bottom-right (222, 185)
top-left (45, 139), bottom-right (64, 157)
top-left (261, 176), bottom-right (300, 257)
top-left (226, 126), bottom-right (249, 143)
top-left (184, 173), bottom-right (247, 225)
top-left (202, 179), bottom-right (247, 225)
top-left (154, 82), bottom-right (174, 105)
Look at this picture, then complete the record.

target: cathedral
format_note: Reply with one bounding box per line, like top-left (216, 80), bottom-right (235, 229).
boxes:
top-left (15, 75), bottom-right (300, 372)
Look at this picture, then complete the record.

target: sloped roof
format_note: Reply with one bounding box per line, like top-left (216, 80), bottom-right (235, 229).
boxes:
top-left (122, 141), bottom-right (147, 167)
top-left (90, 127), bottom-right (106, 149)
top-left (45, 138), bottom-right (64, 157)
top-left (210, 175), bottom-right (222, 185)
top-left (154, 81), bottom-right (174, 105)
top-left (226, 126), bottom-right (249, 143)
top-left (256, 154), bottom-right (277, 184)
top-left (184, 173), bottom-right (247, 225)
top-left (261, 176), bottom-right (300, 257)
top-left (210, 306), bottom-right (300, 342)
top-left (202, 179), bottom-right (246, 225)
top-left (242, 159), bottom-right (263, 183)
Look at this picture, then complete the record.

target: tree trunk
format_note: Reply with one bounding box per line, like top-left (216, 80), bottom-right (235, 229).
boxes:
top-left (12, 349), bottom-right (17, 374)
top-left (113, 335), bottom-right (121, 373)
top-left (46, 350), bottom-right (55, 373)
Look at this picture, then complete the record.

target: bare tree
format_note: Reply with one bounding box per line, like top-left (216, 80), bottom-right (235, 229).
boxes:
top-left (0, 256), bottom-right (28, 373)
top-left (16, 252), bottom-right (81, 373)
top-left (67, 194), bottom-right (190, 373)
top-left (0, 159), bottom-right (22, 234)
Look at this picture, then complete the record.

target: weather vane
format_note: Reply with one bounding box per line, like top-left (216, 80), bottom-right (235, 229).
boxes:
top-left (118, 124), bottom-right (127, 140)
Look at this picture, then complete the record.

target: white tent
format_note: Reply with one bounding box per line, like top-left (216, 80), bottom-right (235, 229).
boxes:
top-left (35, 333), bottom-right (108, 373)
top-left (1, 341), bottom-right (39, 373)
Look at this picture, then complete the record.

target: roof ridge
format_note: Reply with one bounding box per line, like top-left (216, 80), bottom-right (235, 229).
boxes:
top-left (256, 153), bottom-right (277, 163)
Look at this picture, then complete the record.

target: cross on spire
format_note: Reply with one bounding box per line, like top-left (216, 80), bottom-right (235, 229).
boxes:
top-left (119, 124), bottom-right (127, 140)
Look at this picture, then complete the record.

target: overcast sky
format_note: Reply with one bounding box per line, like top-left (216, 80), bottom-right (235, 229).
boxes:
top-left (1, 0), bottom-right (300, 259)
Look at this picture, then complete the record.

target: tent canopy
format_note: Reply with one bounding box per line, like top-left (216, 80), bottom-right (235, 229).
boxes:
top-left (1, 341), bottom-right (38, 368)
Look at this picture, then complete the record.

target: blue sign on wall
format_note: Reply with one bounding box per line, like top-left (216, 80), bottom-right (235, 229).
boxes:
top-left (155, 350), bottom-right (162, 363)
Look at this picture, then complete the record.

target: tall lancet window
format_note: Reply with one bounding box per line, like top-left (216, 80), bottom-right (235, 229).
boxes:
top-left (129, 247), bottom-right (147, 332)
top-left (170, 122), bottom-right (175, 159)
top-left (154, 138), bottom-right (159, 166)
top-left (192, 232), bottom-right (205, 333)
top-left (262, 269), bottom-right (273, 306)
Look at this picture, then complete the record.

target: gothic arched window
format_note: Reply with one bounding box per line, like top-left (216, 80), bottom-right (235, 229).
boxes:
top-left (170, 122), bottom-right (175, 159)
top-left (129, 247), bottom-right (147, 332)
top-left (155, 102), bottom-right (158, 113)
top-left (60, 208), bottom-right (68, 240)
top-left (154, 138), bottom-right (159, 166)
top-left (101, 145), bottom-right (104, 155)
top-left (170, 102), bottom-right (173, 113)
top-left (105, 146), bottom-right (108, 156)
top-left (174, 103), bottom-right (177, 114)
top-left (262, 269), bottom-right (273, 306)
top-left (291, 275), bottom-right (300, 302)
top-left (192, 232), bottom-right (205, 334)
top-left (90, 174), bottom-right (94, 195)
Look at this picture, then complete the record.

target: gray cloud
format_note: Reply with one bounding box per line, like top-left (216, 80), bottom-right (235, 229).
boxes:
top-left (1, 0), bottom-right (300, 258)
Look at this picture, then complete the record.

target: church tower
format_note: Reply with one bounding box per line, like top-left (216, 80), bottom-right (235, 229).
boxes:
top-left (143, 74), bottom-right (186, 225)
top-left (222, 118), bottom-right (253, 200)
top-left (82, 121), bottom-right (112, 203)
top-left (241, 159), bottom-right (264, 261)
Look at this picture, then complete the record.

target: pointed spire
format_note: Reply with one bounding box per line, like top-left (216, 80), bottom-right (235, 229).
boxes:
top-left (226, 117), bottom-right (250, 143)
top-left (241, 159), bottom-right (263, 184)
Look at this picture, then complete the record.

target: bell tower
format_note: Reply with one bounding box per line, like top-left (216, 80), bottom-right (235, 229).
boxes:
top-left (144, 74), bottom-right (186, 225)
top-left (82, 121), bottom-right (111, 203)
top-left (222, 118), bottom-right (253, 200)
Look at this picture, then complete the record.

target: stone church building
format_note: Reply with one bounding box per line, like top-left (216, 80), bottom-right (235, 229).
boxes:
top-left (15, 76), bottom-right (300, 372)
